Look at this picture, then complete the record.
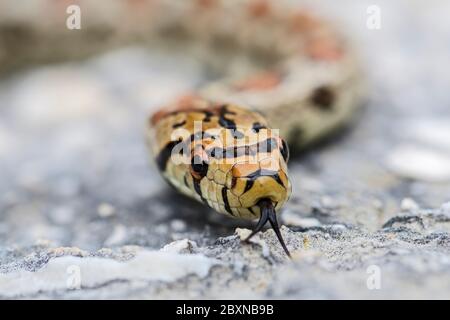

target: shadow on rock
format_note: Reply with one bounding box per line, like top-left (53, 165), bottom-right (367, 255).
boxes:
top-left (128, 186), bottom-right (254, 238)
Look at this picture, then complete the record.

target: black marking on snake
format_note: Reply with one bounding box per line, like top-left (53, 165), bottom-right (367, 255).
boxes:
top-left (258, 138), bottom-right (277, 153)
top-left (155, 139), bottom-right (182, 171)
top-left (183, 175), bottom-right (189, 187)
top-left (280, 139), bottom-right (290, 162)
top-left (191, 155), bottom-right (209, 178)
top-left (232, 130), bottom-right (245, 139)
top-left (218, 105), bottom-right (237, 130)
top-left (221, 187), bottom-right (233, 215)
top-left (245, 169), bottom-right (285, 188)
top-left (273, 173), bottom-right (285, 188)
top-left (243, 179), bottom-right (255, 194)
top-left (175, 131), bottom-right (213, 154)
top-left (231, 176), bottom-right (237, 189)
top-left (203, 110), bottom-right (214, 122)
top-left (193, 178), bottom-right (208, 204)
top-left (206, 138), bottom-right (278, 159)
top-left (172, 120), bottom-right (186, 128)
top-left (190, 131), bottom-right (204, 141)
top-left (252, 122), bottom-right (266, 133)
top-left (311, 86), bottom-right (335, 110)
top-left (173, 131), bottom-right (217, 159)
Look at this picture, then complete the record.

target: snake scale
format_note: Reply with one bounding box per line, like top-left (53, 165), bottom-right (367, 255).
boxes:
top-left (0, 0), bottom-right (365, 256)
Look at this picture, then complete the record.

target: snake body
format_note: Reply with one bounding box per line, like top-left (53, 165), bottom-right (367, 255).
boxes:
top-left (0, 0), bottom-right (365, 255)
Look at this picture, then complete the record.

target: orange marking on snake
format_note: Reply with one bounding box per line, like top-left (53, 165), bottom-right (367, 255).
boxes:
top-left (307, 38), bottom-right (343, 61)
top-left (234, 72), bottom-right (281, 91)
top-left (248, 0), bottom-right (271, 18)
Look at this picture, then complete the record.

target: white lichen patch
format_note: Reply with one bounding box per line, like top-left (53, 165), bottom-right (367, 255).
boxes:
top-left (400, 198), bottom-right (419, 211)
top-left (386, 118), bottom-right (450, 182)
top-left (386, 145), bottom-right (450, 182)
top-left (235, 228), bottom-right (252, 241)
top-left (97, 203), bottom-right (116, 218)
top-left (0, 250), bottom-right (219, 298)
top-left (282, 210), bottom-right (321, 228)
top-left (235, 228), bottom-right (271, 258)
top-left (404, 118), bottom-right (450, 151)
top-left (161, 239), bottom-right (198, 254)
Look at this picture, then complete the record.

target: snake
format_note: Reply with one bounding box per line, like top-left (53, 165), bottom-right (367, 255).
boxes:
top-left (0, 0), bottom-right (365, 256)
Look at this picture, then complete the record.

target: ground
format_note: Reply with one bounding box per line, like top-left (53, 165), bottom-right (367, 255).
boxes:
top-left (0, 0), bottom-right (450, 299)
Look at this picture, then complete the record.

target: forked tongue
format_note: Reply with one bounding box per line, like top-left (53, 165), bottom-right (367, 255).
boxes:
top-left (244, 198), bottom-right (291, 257)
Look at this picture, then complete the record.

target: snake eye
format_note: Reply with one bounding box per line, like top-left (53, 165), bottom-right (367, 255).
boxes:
top-left (191, 155), bottom-right (209, 178)
top-left (280, 139), bottom-right (289, 162)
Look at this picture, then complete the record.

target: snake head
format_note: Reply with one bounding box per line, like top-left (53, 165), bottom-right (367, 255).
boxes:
top-left (201, 126), bottom-right (292, 220)
top-left (200, 130), bottom-right (292, 256)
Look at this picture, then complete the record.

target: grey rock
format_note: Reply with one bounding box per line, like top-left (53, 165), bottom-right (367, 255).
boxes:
top-left (1, 0), bottom-right (450, 299)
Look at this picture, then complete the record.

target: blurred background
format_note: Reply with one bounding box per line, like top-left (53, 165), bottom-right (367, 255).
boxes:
top-left (0, 0), bottom-right (449, 299)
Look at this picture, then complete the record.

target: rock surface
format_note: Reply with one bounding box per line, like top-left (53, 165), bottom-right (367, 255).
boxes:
top-left (1, 0), bottom-right (450, 299)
